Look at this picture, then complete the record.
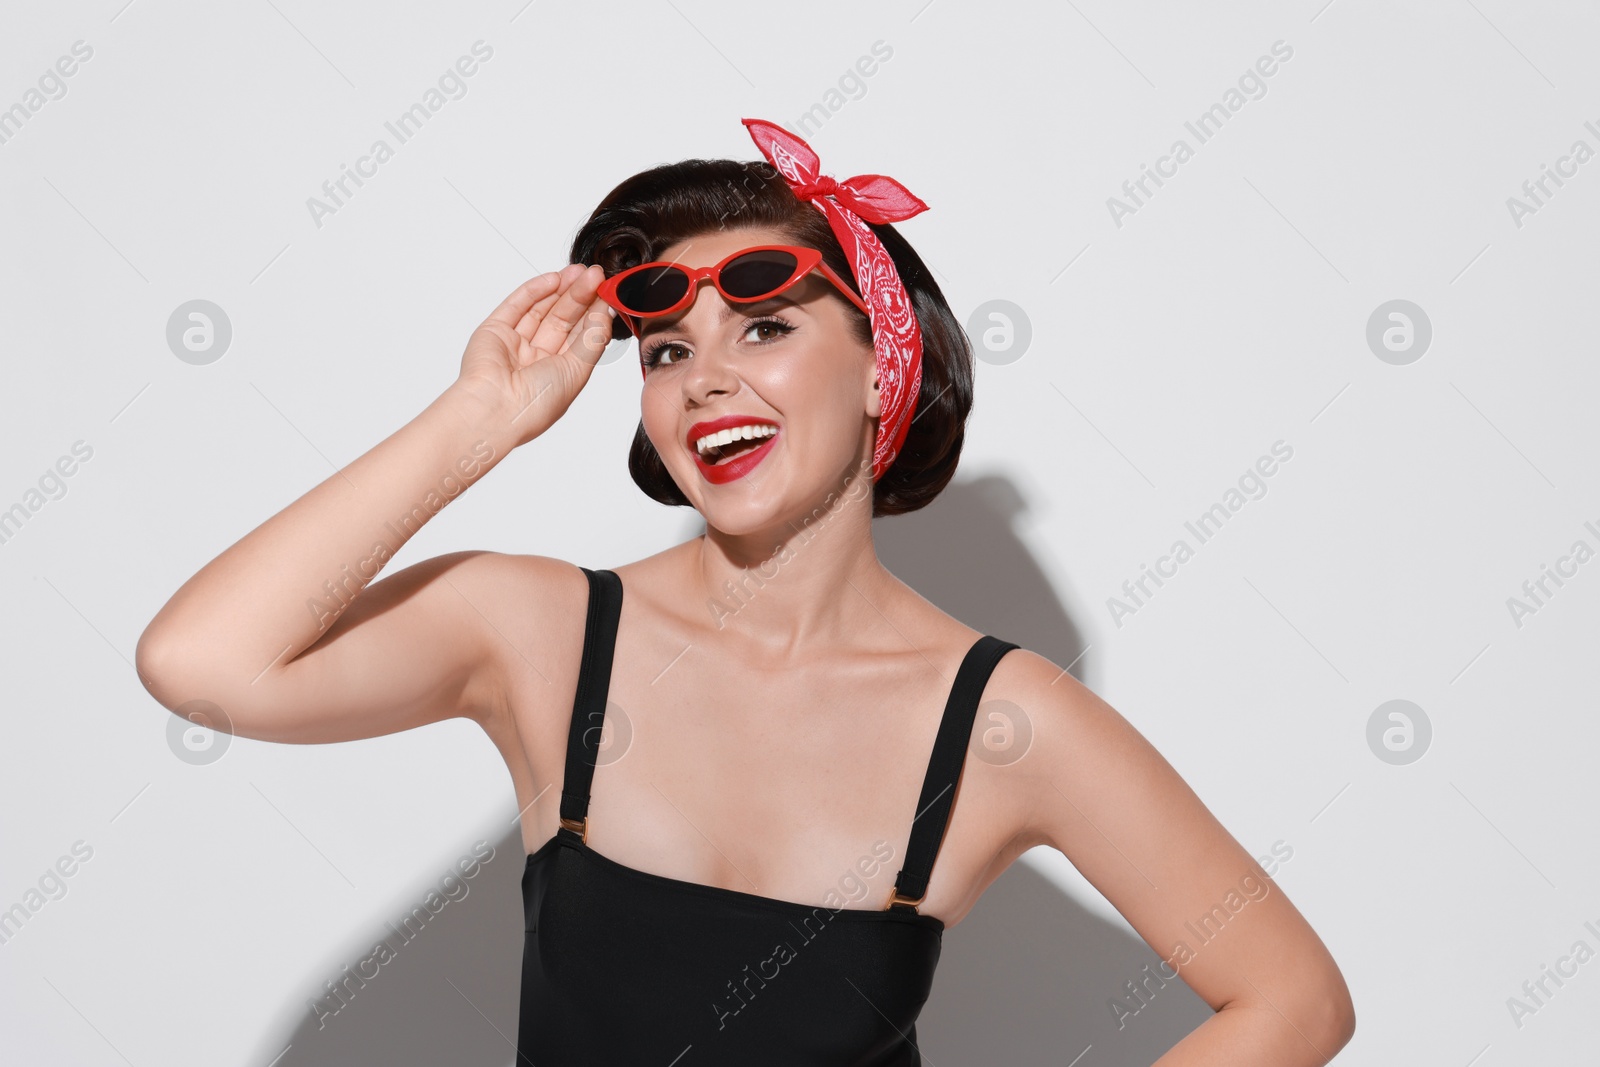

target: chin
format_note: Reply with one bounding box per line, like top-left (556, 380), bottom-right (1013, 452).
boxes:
top-left (693, 495), bottom-right (794, 540)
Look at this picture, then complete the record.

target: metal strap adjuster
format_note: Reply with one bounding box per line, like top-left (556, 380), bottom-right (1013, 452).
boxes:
top-left (886, 886), bottom-right (925, 912)
top-left (559, 815), bottom-right (588, 843)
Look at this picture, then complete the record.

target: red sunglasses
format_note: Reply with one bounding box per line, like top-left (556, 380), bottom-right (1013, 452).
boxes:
top-left (597, 244), bottom-right (869, 340)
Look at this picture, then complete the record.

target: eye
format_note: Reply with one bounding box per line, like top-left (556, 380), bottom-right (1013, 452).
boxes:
top-left (743, 316), bottom-right (795, 344)
top-left (639, 316), bottom-right (795, 371)
top-left (641, 340), bottom-right (690, 369)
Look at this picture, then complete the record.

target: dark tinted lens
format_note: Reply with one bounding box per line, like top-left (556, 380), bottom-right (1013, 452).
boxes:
top-left (719, 250), bottom-right (799, 300)
top-left (615, 266), bottom-right (690, 313)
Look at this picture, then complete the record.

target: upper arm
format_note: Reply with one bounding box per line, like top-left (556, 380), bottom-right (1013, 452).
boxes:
top-left (140, 550), bottom-right (569, 746)
top-left (1006, 651), bottom-right (1355, 1048)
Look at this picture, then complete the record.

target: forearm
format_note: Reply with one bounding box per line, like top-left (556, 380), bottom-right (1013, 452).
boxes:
top-left (137, 384), bottom-right (515, 685)
top-left (1151, 997), bottom-right (1350, 1066)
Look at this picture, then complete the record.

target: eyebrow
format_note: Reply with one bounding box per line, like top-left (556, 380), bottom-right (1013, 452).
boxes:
top-left (637, 295), bottom-right (800, 341)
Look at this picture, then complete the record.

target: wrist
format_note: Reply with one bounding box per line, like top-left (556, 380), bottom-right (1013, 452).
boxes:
top-left (435, 381), bottom-right (523, 457)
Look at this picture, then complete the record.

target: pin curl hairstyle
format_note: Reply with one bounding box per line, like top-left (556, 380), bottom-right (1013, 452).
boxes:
top-left (568, 157), bottom-right (973, 518)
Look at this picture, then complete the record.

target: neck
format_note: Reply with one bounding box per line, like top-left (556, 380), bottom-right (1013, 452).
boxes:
top-left (689, 470), bottom-right (892, 661)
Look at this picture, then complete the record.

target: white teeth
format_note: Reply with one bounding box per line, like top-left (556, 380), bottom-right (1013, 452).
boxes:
top-left (696, 424), bottom-right (778, 456)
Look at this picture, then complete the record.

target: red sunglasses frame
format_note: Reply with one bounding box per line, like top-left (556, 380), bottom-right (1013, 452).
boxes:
top-left (596, 244), bottom-right (870, 341)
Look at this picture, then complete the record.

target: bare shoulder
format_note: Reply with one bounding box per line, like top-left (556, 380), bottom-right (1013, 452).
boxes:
top-left (967, 646), bottom-right (1154, 845)
top-left (945, 640), bottom-right (1077, 838)
top-left (940, 633), bottom-right (1145, 851)
top-left (975, 642), bottom-right (1097, 747)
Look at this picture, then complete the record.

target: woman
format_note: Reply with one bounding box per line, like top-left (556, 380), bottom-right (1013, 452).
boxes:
top-left (136, 118), bottom-right (1355, 1064)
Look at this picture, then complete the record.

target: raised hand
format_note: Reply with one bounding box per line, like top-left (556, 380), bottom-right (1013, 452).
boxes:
top-left (452, 262), bottom-right (616, 448)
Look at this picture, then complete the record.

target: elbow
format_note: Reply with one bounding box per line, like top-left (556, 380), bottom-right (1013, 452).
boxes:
top-left (1239, 965), bottom-right (1354, 1061)
top-left (134, 628), bottom-right (240, 738)
top-left (134, 624), bottom-right (186, 705)
top-left (1327, 983), bottom-right (1357, 1053)
top-left (1301, 976), bottom-right (1356, 1059)
top-left (134, 625), bottom-right (172, 697)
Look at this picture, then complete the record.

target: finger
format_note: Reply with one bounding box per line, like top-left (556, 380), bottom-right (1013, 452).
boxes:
top-left (560, 295), bottom-right (617, 368)
top-left (513, 280), bottom-right (573, 339)
top-left (513, 262), bottom-right (588, 339)
top-left (531, 264), bottom-right (606, 355)
top-left (485, 271), bottom-right (564, 329)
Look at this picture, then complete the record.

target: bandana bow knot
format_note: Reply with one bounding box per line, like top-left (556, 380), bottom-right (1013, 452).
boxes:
top-left (790, 175), bottom-right (838, 200)
top-left (741, 118), bottom-right (928, 481)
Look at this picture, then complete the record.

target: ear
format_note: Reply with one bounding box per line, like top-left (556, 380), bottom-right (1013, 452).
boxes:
top-left (866, 372), bottom-right (882, 420)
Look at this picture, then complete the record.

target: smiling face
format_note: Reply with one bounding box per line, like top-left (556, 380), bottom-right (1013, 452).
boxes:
top-left (635, 226), bottom-right (880, 536)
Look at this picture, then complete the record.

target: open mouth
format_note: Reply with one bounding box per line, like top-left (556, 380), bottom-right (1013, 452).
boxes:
top-left (694, 424), bottom-right (779, 466)
top-left (702, 436), bottom-right (767, 464)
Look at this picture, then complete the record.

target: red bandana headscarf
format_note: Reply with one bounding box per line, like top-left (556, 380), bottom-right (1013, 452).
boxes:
top-left (740, 118), bottom-right (928, 482)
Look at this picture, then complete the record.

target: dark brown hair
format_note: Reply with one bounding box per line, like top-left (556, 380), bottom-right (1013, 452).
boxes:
top-left (568, 157), bottom-right (973, 517)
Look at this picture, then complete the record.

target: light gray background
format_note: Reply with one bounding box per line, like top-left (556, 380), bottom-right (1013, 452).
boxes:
top-left (3, 0), bottom-right (1597, 1064)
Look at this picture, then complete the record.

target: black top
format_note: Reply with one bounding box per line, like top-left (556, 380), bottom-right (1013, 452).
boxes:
top-left (517, 567), bottom-right (1020, 1065)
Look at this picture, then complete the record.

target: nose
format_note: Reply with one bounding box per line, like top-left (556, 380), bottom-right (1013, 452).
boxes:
top-left (675, 283), bottom-right (742, 404)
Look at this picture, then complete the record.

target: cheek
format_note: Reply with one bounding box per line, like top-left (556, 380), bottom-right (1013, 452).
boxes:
top-left (640, 397), bottom-right (681, 459)
top-left (791, 346), bottom-right (871, 426)
top-left (775, 338), bottom-right (861, 402)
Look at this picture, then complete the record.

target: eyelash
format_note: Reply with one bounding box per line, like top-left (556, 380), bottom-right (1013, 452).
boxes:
top-left (640, 316), bottom-right (796, 369)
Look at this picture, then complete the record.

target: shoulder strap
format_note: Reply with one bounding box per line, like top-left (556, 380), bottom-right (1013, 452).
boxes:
top-left (558, 567), bottom-right (623, 841)
top-left (889, 635), bottom-right (1020, 912)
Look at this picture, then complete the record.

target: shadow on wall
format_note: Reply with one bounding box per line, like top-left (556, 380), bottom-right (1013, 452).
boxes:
top-left (923, 858), bottom-right (1215, 1064)
top-left (255, 826), bottom-right (530, 1067)
top-left (254, 472), bottom-right (1213, 1066)
top-left (870, 472), bottom-right (1093, 688)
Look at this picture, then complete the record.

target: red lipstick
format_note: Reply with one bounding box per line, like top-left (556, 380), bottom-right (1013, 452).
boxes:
top-left (686, 414), bottom-right (781, 485)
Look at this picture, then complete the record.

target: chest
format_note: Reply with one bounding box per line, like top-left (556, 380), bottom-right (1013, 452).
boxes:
top-left (590, 658), bottom-right (950, 886)
top-left (505, 626), bottom-right (1027, 928)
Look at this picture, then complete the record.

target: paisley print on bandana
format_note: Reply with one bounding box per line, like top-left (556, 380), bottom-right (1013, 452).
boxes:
top-left (741, 118), bottom-right (928, 481)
